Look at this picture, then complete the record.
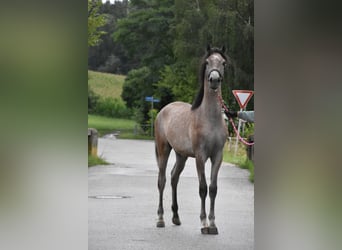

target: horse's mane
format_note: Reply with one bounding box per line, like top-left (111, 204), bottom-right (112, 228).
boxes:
top-left (191, 46), bottom-right (228, 110)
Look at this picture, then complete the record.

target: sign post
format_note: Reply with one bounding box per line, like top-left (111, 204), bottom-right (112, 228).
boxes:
top-left (145, 96), bottom-right (160, 137)
top-left (232, 90), bottom-right (254, 155)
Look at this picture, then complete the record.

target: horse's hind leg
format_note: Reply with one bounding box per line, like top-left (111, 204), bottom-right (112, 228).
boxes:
top-left (156, 141), bottom-right (171, 228)
top-left (171, 153), bottom-right (187, 225)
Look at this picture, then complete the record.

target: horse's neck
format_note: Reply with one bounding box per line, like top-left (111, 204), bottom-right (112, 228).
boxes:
top-left (200, 84), bottom-right (222, 119)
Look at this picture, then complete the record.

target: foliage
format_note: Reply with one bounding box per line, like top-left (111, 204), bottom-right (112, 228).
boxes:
top-left (113, 0), bottom-right (176, 126)
top-left (88, 86), bottom-right (100, 113)
top-left (241, 122), bottom-right (254, 138)
top-left (88, 0), bottom-right (107, 47)
top-left (145, 108), bottom-right (158, 136)
top-left (94, 97), bottom-right (132, 119)
top-left (121, 66), bottom-right (163, 125)
top-left (156, 63), bottom-right (196, 104)
top-left (113, 0), bottom-right (175, 71)
top-left (121, 67), bottom-right (152, 108)
top-left (89, 0), bottom-right (254, 127)
top-left (88, 0), bottom-right (130, 73)
top-left (88, 70), bottom-right (131, 118)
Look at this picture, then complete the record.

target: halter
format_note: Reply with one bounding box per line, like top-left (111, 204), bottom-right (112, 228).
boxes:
top-left (217, 94), bottom-right (255, 146)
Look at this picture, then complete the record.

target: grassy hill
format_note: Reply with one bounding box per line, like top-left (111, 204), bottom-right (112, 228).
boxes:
top-left (88, 70), bottom-right (125, 99)
top-left (87, 71), bottom-right (149, 138)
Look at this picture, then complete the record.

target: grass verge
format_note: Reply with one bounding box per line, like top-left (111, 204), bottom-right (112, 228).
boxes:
top-left (223, 141), bottom-right (254, 183)
top-left (88, 155), bottom-right (109, 167)
top-left (88, 114), bottom-right (154, 139)
top-left (240, 159), bottom-right (254, 183)
top-left (88, 114), bottom-right (135, 136)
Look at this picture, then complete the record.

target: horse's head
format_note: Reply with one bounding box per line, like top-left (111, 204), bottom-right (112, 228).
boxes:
top-left (192, 46), bottom-right (228, 110)
top-left (205, 46), bottom-right (227, 92)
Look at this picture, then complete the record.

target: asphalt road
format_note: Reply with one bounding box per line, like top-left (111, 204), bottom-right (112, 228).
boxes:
top-left (89, 138), bottom-right (254, 250)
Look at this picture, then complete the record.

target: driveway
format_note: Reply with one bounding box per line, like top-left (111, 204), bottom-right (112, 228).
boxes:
top-left (89, 138), bottom-right (254, 250)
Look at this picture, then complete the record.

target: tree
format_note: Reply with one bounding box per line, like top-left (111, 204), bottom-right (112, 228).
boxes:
top-left (113, 0), bottom-right (175, 72)
top-left (114, 0), bottom-right (175, 124)
top-left (169, 0), bottom-right (254, 110)
top-left (90, 0), bottom-right (254, 122)
top-left (88, 0), bottom-right (107, 47)
top-left (88, 0), bottom-right (130, 73)
top-left (121, 66), bottom-right (156, 125)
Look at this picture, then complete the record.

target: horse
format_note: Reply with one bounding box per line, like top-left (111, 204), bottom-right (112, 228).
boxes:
top-left (154, 45), bottom-right (228, 234)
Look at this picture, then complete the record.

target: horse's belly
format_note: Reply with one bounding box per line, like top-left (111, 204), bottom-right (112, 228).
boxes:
top-left (168, 136), bottom-right (195, 157)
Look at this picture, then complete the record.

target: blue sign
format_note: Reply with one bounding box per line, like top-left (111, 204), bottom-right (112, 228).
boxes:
top-left (145, 96), bottom-right (160, 102)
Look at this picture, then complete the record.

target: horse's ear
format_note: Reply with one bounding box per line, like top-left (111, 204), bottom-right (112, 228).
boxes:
top-left (221, 45), bottom-right (226, 53)
top-left (207, 44), bottom-right (211, 52)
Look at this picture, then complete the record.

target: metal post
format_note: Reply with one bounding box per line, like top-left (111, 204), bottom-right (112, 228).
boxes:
top-left (234, 108), bottom-right (243, 156)
top-left (151, 96), bottom-right (154, 137)
top-left (88, 128), bottom-right (98, 156)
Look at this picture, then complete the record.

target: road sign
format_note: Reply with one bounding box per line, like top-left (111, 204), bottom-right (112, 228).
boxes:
top-left (232, 90), bottom-right (254, 109)
top-left (145, 96), bottom-right (160, 102)
top-left (145, 96), bottom-right (160, 137)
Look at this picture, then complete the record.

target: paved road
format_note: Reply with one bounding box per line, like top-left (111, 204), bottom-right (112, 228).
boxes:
top-left (89, 138), bottom-right (254, 250)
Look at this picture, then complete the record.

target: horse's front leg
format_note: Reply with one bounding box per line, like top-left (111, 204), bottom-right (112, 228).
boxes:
top-left (195, 157), bottom-right (208, 230)
top-left (207, 151), bottom-right (223, 234)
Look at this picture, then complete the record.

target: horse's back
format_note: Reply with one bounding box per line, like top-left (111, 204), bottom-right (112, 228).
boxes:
top-left (156, 101), bottom-right (192, 126)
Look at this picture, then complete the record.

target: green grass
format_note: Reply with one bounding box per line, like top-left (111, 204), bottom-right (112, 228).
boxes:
top-left (88, 114), bottom-right (136, 136)
top-left (88, 114), bottom-right (153, 139)
top-left (223, 141), bottom-right (254, 183)
top-left (223, 142), bottom-right (246, 165)
top-left (88, 70), bottom-right (125, 99)
top-left (241, 159), bottom-right (254, 183)
top-left (88, 155), bottom-right (109, 167)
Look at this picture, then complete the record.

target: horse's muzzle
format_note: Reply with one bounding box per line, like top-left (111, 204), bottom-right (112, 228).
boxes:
top-left (208, 70), bottom-right (222, 90)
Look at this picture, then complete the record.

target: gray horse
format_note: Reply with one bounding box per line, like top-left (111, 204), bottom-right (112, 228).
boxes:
top-left (154, 46), bottom-right (228, 234)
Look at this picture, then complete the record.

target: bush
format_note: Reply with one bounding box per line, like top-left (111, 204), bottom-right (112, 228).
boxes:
top-left (241, 122), bottom-right (254, 138)
top-left (94, 97), bottom-right (132, 119)
top-left (88, 87), bottom-right (99, 113)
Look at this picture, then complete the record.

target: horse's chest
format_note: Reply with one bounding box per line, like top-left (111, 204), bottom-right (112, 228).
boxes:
top-left (196, 124), bottom-right (226, 149)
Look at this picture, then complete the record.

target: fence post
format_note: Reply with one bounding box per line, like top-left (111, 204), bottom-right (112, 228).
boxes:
top-left (246, 134), bottom-right (254, 161)
top-left (88, 128), bottom-right (98, 156)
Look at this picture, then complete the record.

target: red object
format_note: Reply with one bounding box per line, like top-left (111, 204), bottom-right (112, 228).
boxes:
top-left (232, 90), bottom-right (254, 109)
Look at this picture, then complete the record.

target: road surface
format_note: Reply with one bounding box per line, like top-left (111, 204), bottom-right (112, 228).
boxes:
top-left (89, 138), bottom-right (254, 250)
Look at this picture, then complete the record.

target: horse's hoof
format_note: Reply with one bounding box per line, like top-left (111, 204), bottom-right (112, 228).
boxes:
top-left (172, 217), bottom-right (181, 226)
top-left (208, 226), bottom-right (218, 235)
top-left (201, 227), bottom-right (209, 234)
top-left (201, 226), bottom-right (218, 235)
top-left (156, 220), bottom-right (165, 228)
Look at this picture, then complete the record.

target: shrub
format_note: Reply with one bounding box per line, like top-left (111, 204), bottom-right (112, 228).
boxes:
top-left (88, 87), bottom-right (99, 113)
top-left (94, 97), bottom-right (132, 119)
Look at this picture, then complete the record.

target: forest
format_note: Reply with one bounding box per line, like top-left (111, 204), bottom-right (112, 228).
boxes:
top-left (88, 0), bottom-right (254, 125)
